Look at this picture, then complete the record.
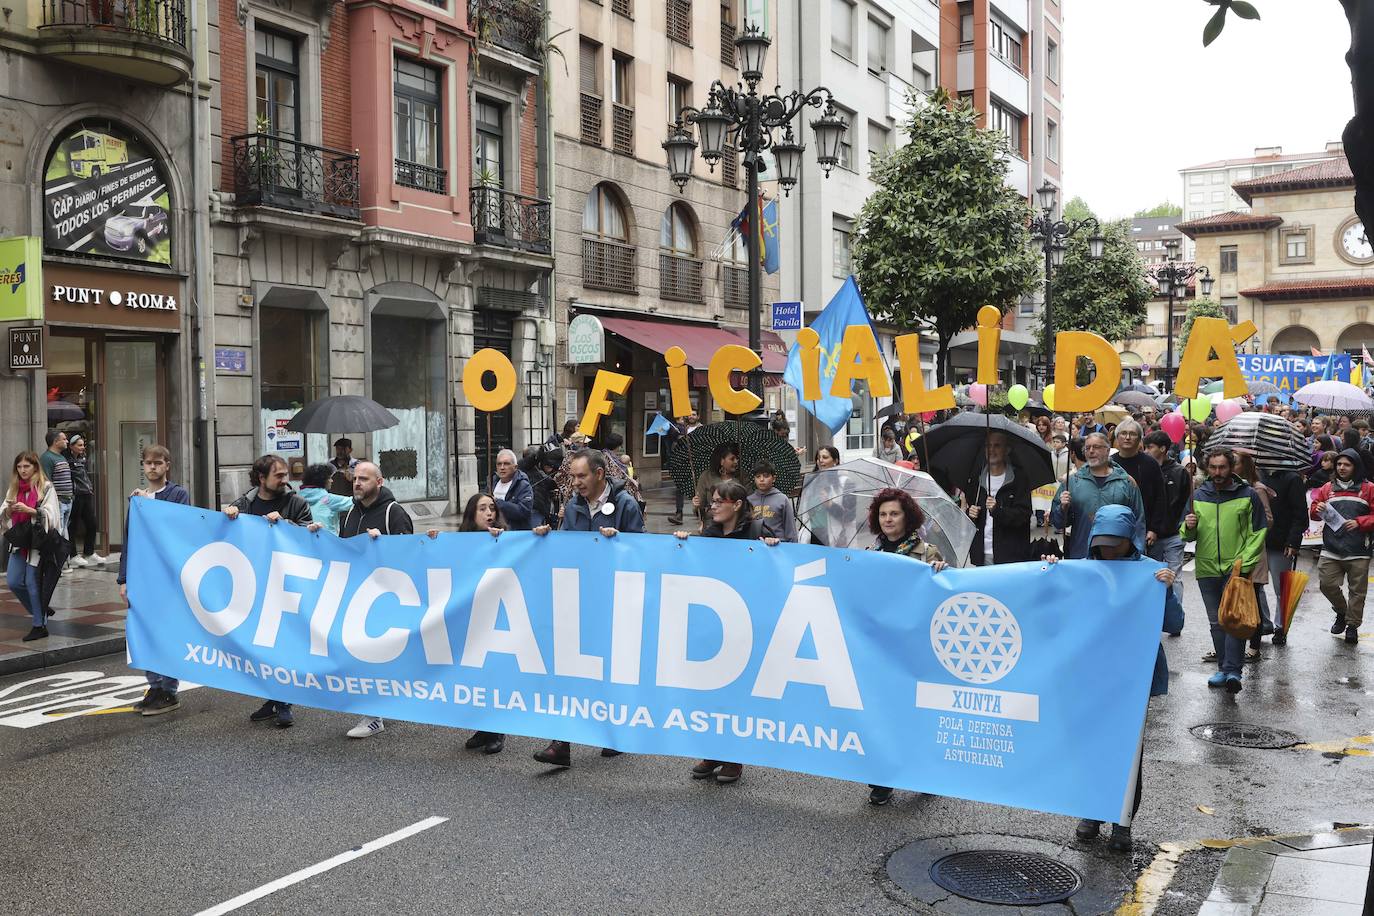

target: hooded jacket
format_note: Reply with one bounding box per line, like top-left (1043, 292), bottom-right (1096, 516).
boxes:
top-left (1260, 467), bottom-right (1308, 553)
top-left (230, 485), bottom-right (313, 526)
top-left (338, 486), bottom-right (413, 538)
top-left (1050, 461), bottom-right (1145, 559)
top-left (1307, 448), bottom-right (1374, 560)
top-left (300, 487), bottom-right (356, 535)
top-left (1182, 474), bottom-right (1267, 577)
top-left (1087, 504), bottom-right (1182, 697)
top-left (489, 469), bottom-right (535, 530)
top-left (562, 477), bottom-right (644, 533)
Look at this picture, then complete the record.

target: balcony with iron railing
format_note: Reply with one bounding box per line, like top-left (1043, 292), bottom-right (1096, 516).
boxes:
top-left (37, 0), bottom-right (192, 86)
top-left (469, 0), bottom-right (543, 62)
top-left (232, 135), bottom-right (361, 221)
top-left (583, 237), bottom-right (636, 293)
top-left (722, 264), bottom-right (748, 308)
top-left (471, 187), bottom-right (552, 255)
top-left (660, 252), bottom-right (703, 302)
top-left (612, 104), bottom-right (634, 156)
top-left (395, 159), bottom-right (447, 195)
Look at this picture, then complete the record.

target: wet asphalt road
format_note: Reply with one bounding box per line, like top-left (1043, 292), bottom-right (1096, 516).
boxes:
top-left (0, 566), bottom-right (1370, 916)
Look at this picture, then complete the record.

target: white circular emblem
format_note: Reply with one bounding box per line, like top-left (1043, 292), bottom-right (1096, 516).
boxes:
top-left (600, 502), bottom-right (615, 516)
top-left (109, 290), bottom-right (123, 306)
top-left (930, 592), bottom-right (1023, 685)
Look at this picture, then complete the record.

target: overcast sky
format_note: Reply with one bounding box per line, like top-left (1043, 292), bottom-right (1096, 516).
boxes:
top-left (1063, 0), bottom-right (1354, 220)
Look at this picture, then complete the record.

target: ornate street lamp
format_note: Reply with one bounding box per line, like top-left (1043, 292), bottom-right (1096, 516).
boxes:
top-left (1150, 237), bottom-right (1215, 383)
top-left (1029, 180), bottom-right (1103, 375)
top-left (664, 20), bottom-right (846, 404)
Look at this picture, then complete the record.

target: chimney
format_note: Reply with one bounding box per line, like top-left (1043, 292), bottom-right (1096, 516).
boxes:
top-left (1253, 146), bottom-right (1282, 158)
top-left (1326, 141), bottom-right (1345, 153)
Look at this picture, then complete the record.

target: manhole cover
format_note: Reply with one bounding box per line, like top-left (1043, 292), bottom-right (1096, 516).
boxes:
top-left (928, 850), bottom-right (1082, 905)
top-left (1191, 723), bottom-right (1301, 749)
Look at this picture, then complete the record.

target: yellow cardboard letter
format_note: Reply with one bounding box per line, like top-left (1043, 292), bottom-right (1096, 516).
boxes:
top-left (464, 348), bottom-right (518, 412)
top-left (708, 344), bottom-right (763, 416)
top-left (665, 346), bottom-right (693, 419)
top-left (1174, 317), bottom-right (1257, 399)
top-left (894, 333), bottom-right (955, 413)
top-left (1053, 331), bottom-right (1121, 412)
top-left (976, 306), bottom-right (1003, 385)
top-left (578, 369), bottom-right (633, 437)
top-left (829, 324), bottom-right (892, 398)
top-left (797, 327), bottom-right (822, 401)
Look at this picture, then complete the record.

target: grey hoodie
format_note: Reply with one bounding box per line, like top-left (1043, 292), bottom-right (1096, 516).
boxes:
top-left (747, 487), bottom-right (797, 542)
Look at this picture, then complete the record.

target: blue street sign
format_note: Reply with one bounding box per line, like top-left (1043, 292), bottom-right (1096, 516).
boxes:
top-left (770, 301), bottom-right (803, 331)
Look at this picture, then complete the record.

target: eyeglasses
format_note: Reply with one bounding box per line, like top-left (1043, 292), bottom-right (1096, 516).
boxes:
top-left (709, 498), bottom-right (738, 506)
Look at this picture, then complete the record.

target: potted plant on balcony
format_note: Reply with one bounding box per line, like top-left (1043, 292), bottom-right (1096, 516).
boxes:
top-left (474, 165), bottom-right (504, 240)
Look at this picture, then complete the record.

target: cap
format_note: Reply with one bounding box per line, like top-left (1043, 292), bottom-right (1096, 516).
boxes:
top-left (1090, 534), bottom-right (1130, 551)
top-left (334, 438), bottom-right (352, 448)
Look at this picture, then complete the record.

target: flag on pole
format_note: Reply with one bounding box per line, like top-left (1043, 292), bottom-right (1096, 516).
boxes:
top-left (1322, 353), bottom-right (1336, 381)
top-left (646, 413), bottom-right (673, 437)
top-left (783, 276), bottom-right (880, 435)
top-left (1311, 346), bottom-right (1326, 357)
top-left (1362, 344), bottom-right (1372, 366)
top-left (731, 194), bottom-right (780, 275)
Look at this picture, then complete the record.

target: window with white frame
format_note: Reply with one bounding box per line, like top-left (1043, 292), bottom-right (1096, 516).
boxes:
top-left (1281, 227), bottom-right (1313, 264)
top-left (833, 222), bottom-right (852, 278)
top-left (867, 16), bottom-right (889, 73)
top-left (990, 100), bottom-right (1024, 156)
top-left (1046, 37), bottom-right (1059, 81)
top-left (834, 106), bottom-right (853, 169)
top-left (832, 0), bottom-right (854, 59)
top-left (1045, 118), bottom-right (1058, 162)
top-left (990, 13), bottom-right (1023, 69)
top-left (867, 121), bottom-right (890, 167)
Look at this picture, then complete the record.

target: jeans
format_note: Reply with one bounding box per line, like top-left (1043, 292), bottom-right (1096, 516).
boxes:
top-left (146, 670), bottom-right (179, 694)
top-left (70, 492), bottom-right (98, 557)
top-left (1197, 575), bottom-right (1248, 677)
top-left (1317, 555), bottom-right (1370, 628)
top-left (1148, 535), bottom-right (1186, 605)
top-left (6, 551), bottom-right (42, 626)
top-left (1266, 548), bottom-right (1291, 627)
top-left (58, 499), bottom-right (71, 539)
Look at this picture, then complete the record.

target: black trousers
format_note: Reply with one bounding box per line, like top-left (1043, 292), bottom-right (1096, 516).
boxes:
top-left (70, 492), bottom-right (98, 556)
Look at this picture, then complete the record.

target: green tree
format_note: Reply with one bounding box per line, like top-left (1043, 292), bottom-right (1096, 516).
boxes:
top-left (853, 90), bottom-right (1039, 384)
top-left (1178, 297), bottom-right (1228, 351)
top-left (1035, 219), bottom-right (1154, 355)
top-left (1063, 196), bottom-right (1095, 222)
top-left (1133, 201), bottom-right (1183, 218)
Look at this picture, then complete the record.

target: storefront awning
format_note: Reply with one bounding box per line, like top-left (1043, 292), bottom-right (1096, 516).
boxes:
top-left (598, 316), bottom-right (788, 373)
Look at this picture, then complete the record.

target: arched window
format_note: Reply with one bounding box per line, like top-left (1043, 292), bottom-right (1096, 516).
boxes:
top-left (1270, 325), bottom-right (1321, 356)
top-left (1337, 323), bottom-right (1374, 355)
top-left (660, 202), bottom-right (697, 256)
top-left (583, 183), bottom-right (628, 240)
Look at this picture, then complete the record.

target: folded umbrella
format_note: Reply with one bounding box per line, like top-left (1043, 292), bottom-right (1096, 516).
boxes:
top-left (1279, 562), bottom-right (1309, 631)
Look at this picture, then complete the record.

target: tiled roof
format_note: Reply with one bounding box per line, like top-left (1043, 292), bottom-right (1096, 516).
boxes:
top-left (1234, 157), bottom-right (1354, 203)
top-left (1177, 211), bottom-right (1284, 237)
top-left (1239, 277), bottom-right (1374, 301)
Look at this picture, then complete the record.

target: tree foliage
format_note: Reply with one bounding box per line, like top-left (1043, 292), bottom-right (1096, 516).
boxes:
top-left (1063, 196), bottom-right (1095, 222)
top-left (1178, 297), bottom-right (1228, 351)
top-left (1036, 219), bottom-right (1154, 353)
top-left (1134, 201), bottom-right (1183, 218)
top-left (852, 90), bottom-right (1040, 384)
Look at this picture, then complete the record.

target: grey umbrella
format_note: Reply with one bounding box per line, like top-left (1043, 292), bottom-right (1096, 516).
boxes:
top-left (285, 395), bottom-right (399, 434)
top-left (1113, 390), bottom-right (1159, 408)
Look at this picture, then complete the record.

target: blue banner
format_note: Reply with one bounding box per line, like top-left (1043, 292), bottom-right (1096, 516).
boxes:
top-left (1239, 353), bottom-right (1352, 391)
top-left (126, 499), bottom-right (1164, 824)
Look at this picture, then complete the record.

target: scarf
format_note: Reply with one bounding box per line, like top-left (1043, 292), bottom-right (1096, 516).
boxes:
top-left (1336, 476), bottom-right (1356, 491)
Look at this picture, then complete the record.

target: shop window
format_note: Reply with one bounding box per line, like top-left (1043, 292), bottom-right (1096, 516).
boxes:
top-left (259, 302), bottom-right (331, 471)
top-left (370, 309), bottom-right (448, 501)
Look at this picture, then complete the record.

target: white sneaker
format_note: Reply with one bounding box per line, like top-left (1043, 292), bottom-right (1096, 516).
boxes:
top-left (346, 717), bottom-right (385, 739)
top-left (91, 553), bottom-right (108, 565)
top-left (70, 556), bottom-right (89, 568)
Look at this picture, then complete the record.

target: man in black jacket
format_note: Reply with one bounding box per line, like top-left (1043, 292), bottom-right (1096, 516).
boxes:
top-left (226, 454), bottom-right (313, 727)
top-left (966, 431), bottom-right (1032, 565)
top-left (1144, 431), bottom-right (1192, 604)
top-left (1111, 419), bottom-right (1168, 551)
top-left (335, 461), bottom-right (414, 739)
top-left (1260, 465), bottom-right (1309, 645)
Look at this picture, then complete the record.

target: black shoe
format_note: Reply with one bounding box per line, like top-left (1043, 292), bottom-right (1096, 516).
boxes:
top-left (134, 688), bottom-right (160, 711)
top-left (142, 691), bottom-right (180, 716)
top-left (533, 740), bottom-right (571, 767)
top-left (275, 705), bottom-right (294, 728)
top-left (692, 760), bottom-right (723, 779)
top-left (483, 735), bottom-right (505, 755)
top-left (1346, 625), bottom-right (1359, 644)
top-left (1332, 615), bottom-right (1348, 635)
top-left (667, 515), bottom-right (683, 525)
top-left (44, 605), bottom-right (55, 619)
top-left (1075, 818), bottom-right (1102, 840)
top-left (600, 747), bottom-right (623, 757)
top-left (868, 786), bottom-right (894, 806)
top-left (21, 626), bottom-right (48, 641)
top-left (1108, 824), bottom-right (1132, 853)
top-left (1272, 627), bottom-right (1287, 647)
top-left (249, 701), bottom-right (279, 722)
top-left (465, 730), bottom-right (500, 750)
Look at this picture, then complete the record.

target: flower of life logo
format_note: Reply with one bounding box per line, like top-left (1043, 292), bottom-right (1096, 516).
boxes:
top-left (930, 592), bottom-right (1022, 685)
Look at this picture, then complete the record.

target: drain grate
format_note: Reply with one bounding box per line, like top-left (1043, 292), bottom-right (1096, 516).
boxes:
top-left (1191, 723), bottom-right (1301, 749)
top-left (928, 850), bottom-right (1082, 905)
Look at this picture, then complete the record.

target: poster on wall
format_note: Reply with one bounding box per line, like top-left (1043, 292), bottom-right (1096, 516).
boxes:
top-left (43, 123), bottom-right (172, 265)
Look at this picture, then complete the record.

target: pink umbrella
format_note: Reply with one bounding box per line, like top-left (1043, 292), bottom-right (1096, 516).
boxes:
top-left (1293, 380), bottom-right (1374, 413)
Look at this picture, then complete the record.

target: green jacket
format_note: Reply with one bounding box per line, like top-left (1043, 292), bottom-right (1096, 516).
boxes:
top-left (1180, 475), bottom-right (1268, 578)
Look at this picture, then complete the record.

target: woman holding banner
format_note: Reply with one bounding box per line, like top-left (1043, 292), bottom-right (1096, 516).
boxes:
top-left (863, 487), bottom-right (946, 807)
top-left (675, 479), bottom-right (780, 784)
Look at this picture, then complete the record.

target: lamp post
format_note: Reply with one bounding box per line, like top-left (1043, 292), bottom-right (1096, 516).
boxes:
top-left (663, 21), bottom-right (845, 404)
top-left (1150, 237), bottom-right (1215, 386)
top-left (1028, 181), bottom-right (1104, 383)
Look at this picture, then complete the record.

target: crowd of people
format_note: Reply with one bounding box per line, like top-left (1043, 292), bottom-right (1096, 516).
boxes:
top-left (1, 393), bottom-right (1365, 854)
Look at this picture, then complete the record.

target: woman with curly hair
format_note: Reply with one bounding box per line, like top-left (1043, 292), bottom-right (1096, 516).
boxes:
top-left (864, 487), bottom-right (946, 807)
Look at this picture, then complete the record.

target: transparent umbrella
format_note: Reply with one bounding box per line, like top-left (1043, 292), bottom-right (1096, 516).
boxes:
top-left (796, 457), bottom-right (977, 568)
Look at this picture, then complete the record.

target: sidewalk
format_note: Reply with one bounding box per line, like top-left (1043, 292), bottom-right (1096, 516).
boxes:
top-left (1199, 827), bottom-right (1371, 915)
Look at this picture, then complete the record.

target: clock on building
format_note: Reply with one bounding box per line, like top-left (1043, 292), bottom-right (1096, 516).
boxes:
top-left (1338, 215), bottom-right (1374, 264)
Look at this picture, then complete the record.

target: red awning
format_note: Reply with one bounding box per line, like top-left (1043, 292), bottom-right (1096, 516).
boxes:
top-left (598, 316), bottom-right (788, 373)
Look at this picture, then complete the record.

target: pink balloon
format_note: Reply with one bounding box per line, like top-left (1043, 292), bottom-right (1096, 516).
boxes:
top-left (1160, 412), bottom-right (1187, 444)
top-left (1215, 400), bottom-right (1243, 424)
top-left (921, 411), bottom-right (937, 423)
top-left (969, 383), bottom-right (988, 406)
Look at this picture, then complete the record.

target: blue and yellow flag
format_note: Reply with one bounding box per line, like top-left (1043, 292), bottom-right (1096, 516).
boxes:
top-left (731, 195), bottom-right (780, 275)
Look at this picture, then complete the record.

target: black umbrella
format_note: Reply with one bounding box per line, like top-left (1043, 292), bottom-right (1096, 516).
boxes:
top-left (285, 395), bottom-right (399, 434)
top-left (1118, 382), bottom-right (1157, 395)
top-left (875, 402), bottom-right (906, 420)
top-left (921, 413), bottom-right (1055, 495)
top-left (666, 421), bottom-right (802, 498)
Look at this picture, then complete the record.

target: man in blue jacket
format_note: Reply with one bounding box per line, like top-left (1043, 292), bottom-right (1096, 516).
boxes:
top-left (490, 448), bottom-right (535, 530)
top-left (531, 448), bottom-right (643, 767)
top-left (1050, 432), bottom-right (1145, 558)
top-left (117, 444), bottom-right (191, 716)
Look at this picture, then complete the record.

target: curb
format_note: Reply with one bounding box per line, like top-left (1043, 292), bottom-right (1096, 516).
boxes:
top-left (0, 635), bottom-right (126, 678)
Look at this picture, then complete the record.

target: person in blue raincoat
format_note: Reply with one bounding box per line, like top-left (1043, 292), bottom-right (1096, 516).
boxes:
top-left (1044, 503), bottom-right (1182, 854)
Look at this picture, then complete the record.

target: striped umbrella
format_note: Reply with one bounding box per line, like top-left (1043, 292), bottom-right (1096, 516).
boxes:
top-left (1202, 411), bottom-right (1311, 470)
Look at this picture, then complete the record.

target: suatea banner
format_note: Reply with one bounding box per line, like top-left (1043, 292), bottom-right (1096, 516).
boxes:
top-left (126, 498), bottom-right (1164, 824)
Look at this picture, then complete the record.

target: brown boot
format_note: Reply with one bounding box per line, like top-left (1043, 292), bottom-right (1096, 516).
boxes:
top-left (533, 740), bottom-right (571, 767)
top-left (716, 762), bottom-right (743, 783)
top-left (691, 759), bottom-right (722, 779)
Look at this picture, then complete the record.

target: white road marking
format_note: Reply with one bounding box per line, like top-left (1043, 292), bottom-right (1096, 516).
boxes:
top-left (191, 816), bottom-right (450, 916)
